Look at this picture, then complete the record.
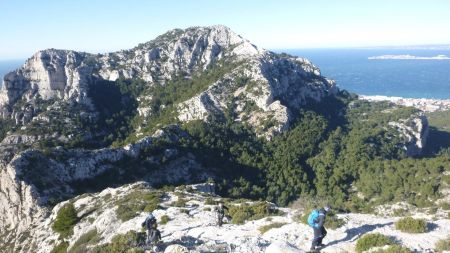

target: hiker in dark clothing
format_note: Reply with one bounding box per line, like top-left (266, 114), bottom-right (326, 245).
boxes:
top-left (308, 205), bottom-right (330, 250)
top-left (217, 202), bottom-right (229, 227)
top-left (142, 212), bottom-right (160, 245)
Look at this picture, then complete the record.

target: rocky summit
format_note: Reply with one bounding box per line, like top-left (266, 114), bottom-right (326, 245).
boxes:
top-left (0, 25), bottom-right (442, 253)
top-left (0, 25), bottom-right (336, 137)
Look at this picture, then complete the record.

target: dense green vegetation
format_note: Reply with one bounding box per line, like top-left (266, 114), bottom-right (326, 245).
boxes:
top-left (424, 109), bottom-right (450, 155)
top-left (355, 233), bottom-right (394, 253)
top-left (395, 217), bottom-right (428, 233)
top-left (52, 203), bottom-right (78, 238)
top-left (175, 95), bottom-right (449, 209)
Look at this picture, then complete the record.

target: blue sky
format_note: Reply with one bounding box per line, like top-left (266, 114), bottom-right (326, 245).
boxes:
top-left (1, 0), bottom-right (450, 59)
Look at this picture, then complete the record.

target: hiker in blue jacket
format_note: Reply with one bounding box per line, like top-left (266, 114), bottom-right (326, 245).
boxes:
top-left (308, 205), bottom-right (331, 250)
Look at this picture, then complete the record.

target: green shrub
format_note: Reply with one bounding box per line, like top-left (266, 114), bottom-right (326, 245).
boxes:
top-left (160, 215), bottom-right (170, 225)
top-left (171, 198), bottom-right (188, 207)
top-left (372, 245), bottom-right (412, 253)
top-left (228, 202), bottom-right (278, 224)
top-left (203, 207), bottom-right (211, 211)
top-left (50, 241), bottom-right (69, 253)
top-left (52, 203), bottom-right (78, 238)
top-left (68, 229), bottom-right (100, 253)
top-left (355, 233), bottom-right (394, 253)
top-left (115, 190), bottom-right (162, 222)
top-left (435, 237), bottom-right (450, 252)
top-left (91, 231), bottom-right (145, 253)
top-left (395, 217), bottom-right (428, 233)
top-left (204, 197), bottom-right (216, 205)
top-left (259, 222), bottom-right (287, 234)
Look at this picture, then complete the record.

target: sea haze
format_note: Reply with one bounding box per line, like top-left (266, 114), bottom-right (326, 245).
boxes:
top-left (281, 49), bottom-right (450, 99)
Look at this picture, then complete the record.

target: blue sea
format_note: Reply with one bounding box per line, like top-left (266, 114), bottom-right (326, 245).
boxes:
top-left (281, 49), bottom-right (450, 99)
top-left (2, 50), bottom-right (450, 99)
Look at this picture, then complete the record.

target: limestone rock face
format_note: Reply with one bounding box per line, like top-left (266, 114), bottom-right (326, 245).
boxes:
top-left (0, 25), bottom-right (336, 139)
top-left (0, 126), bottom-right (206, 235)
top-left (388, 113), bottom-right (429, 156)
top-left (0, 50), bottom-right (93, 108)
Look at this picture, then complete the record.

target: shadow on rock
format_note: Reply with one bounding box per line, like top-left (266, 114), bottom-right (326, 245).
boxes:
top-left (427, 222), bottom-right (439, 232)
top-left (162, 235), bottom-right (204, 249)
top-left (326, 222), bottom-right (394, 246)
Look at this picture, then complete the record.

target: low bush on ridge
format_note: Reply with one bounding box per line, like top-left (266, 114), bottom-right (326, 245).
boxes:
top-left (395, 217), bottom-right (428, 233)
top-left (355, 233), bottom-right (394, 253)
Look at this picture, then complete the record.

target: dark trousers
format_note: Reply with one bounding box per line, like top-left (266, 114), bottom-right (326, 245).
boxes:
top-left (217, 212), bottom-right (224, 226)
top-left (311, 226), bottom-right (327, 248)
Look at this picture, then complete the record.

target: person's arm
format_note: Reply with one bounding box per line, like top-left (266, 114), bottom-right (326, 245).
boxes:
top-left (316, 213), bottom-right (325, 228)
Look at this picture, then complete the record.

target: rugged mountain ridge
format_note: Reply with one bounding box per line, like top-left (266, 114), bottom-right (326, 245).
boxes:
top-left (0, 25), bottom-right (340, 247)
top-left (0, 25), bottom-right (433, 252)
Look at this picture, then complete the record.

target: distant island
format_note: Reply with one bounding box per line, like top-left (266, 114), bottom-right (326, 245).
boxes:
top-left (368, 54), bottom-right (450, 60)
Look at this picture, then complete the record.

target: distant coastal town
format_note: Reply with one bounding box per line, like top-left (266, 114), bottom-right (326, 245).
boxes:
top-left (368, 54), bottom-right (450, 60)
top-left (359, 95), bottom-right (450, 112)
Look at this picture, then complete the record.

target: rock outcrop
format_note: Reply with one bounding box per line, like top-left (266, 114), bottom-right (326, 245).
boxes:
top-left (6, 182), bottom-right (448, 253)
top-left (0, 126), bottom-right (210, 235)
top-left (388, 113), bottom-right (429, 156)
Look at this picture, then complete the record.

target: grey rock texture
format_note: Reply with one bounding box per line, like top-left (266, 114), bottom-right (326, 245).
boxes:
top-left (0, 25), bottom-right (336, 138)
top-left (388, 113), bottom-right (429, 156)
top-left (5, 182), bottom-right (448, 253)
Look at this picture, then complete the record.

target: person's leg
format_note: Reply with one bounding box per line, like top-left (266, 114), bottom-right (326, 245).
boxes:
top-left (311, 227), bottom-right (322, 249)
top-left (317, 227), bottom-right (327, 246)
top-left (146, 229), bottom-right (151, 245)
top-left (217, 213), bottom-right (222, 226)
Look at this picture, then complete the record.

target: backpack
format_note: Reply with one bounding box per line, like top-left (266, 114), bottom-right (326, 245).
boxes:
top-left (307, 209), bottom-right (319, 227)
top-left (142, 216), bottom-right (156, 230)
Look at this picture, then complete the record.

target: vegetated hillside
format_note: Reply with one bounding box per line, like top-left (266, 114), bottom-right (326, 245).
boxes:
top-left (424, 109), bottom-right (450, 156)
top-left (0, 25), bottom-right (448, 252)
